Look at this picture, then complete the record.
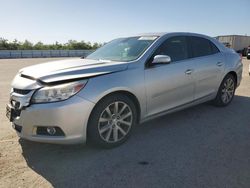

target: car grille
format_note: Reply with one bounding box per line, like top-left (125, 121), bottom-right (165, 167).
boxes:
top-left (13, 88), bottom-right (32, 95)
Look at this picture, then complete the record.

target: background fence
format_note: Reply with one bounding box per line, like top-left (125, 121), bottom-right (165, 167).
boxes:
top-left (0, 50), bottom-right (94, 59)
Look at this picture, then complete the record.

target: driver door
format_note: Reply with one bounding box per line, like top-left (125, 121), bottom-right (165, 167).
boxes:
top-left (144, 36), bottom-right (195, 116)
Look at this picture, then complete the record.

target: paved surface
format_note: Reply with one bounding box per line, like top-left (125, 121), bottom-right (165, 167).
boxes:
top-left (0, 58), bottom-right (250, 188)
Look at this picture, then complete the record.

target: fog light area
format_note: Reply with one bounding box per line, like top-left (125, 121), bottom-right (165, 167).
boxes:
top-left (47, 127), bottom-right (56, 135)
top-left (36, 126), bottom-right (65, 136)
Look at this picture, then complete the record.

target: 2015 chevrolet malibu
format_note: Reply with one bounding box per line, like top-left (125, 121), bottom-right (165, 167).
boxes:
top-left (6, 32), bottom-right (243, 148)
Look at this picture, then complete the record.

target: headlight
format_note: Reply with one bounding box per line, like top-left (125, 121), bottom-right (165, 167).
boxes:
top-left (31, 80), bottom-right (88, 104)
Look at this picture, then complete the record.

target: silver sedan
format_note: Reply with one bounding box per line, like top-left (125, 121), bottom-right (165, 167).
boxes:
top-left (6, 32), bottom-right (243, 148)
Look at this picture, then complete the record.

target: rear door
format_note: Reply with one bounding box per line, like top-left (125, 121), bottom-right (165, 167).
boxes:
top-left (144, 36), bottom-right (195, 116)
top-left (188, 36), bottom-right (224, 99)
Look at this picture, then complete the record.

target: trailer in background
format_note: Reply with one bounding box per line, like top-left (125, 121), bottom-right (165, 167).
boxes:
top-left (216, 35), bottom-right (250, 56)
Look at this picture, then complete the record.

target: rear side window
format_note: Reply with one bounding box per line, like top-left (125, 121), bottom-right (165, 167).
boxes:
top-left (154, 36), bottom-right (188, 62)
top-left (210, 41), bottom-right (220, 54)
top-left (190, 36), bottom-right (219, 58)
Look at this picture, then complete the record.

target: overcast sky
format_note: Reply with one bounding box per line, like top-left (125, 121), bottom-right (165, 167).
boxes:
top-left (0, 0), bottom-right (249, 44)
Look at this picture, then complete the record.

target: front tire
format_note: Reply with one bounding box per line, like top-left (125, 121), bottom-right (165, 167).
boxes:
top-left (213, 74), bottom-right (236, 107)
top-left (87, 94), bottom-right (137, 148)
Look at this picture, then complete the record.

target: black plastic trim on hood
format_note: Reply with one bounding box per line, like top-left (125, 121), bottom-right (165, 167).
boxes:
top-left (20, 73), bottom-right (44, 85)
top-left (20, 74), bottom-right (36, 81)
top-left (21, 69), bottom-right (125, 86)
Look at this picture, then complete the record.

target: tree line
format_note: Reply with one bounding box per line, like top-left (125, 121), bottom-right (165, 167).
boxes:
top-left (0, 38), bottom-right (103, 50)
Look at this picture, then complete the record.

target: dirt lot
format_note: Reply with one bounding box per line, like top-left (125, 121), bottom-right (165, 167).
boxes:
top-left (0, 58), bottom-right (250, 188)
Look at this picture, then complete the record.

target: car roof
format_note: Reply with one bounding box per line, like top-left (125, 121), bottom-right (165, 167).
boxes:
top-left (139, 32), bottom-right (216, 38)
top-left (128, 32), bottom-right (221, 41)
top-left (123, 32), bottom-right (228, 52)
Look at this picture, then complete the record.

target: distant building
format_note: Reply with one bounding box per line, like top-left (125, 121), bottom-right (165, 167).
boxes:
top-left (216, 35), bottom-right (250, 55)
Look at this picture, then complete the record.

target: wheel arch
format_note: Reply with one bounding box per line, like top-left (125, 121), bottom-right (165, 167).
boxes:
top-left (226, 71), bottom-right (237, 84)
top-left (89, 90), bottom-right (141, 125)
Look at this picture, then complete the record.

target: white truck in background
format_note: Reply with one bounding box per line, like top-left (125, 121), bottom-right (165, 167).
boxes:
top-left (216, 35), bottom-right (250, 56)
top-left (247, 47), bottom-right (250, 60)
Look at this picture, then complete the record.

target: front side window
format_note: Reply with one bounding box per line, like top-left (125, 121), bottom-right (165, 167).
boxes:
top-left (153, 36), bottom-right (189, 62)
top-left (86, 36), bottom-right (158, 62)
top-left (190, 36), bottom-right (219, 58)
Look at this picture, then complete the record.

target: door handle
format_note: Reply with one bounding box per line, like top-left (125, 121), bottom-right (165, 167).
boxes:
top-left (217, 62), bottom-right (223, 67)
top-left (185, 69), bottom-right (193, 75)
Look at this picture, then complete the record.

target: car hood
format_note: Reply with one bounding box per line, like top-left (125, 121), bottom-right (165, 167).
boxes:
top-left (19, 58), bottom-right (129, 84)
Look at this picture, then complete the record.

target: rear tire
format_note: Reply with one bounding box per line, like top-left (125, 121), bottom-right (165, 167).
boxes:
top-left (213, 74), bottom-right (236, 107)
top-left (87, 94), bottom-right (137, 148)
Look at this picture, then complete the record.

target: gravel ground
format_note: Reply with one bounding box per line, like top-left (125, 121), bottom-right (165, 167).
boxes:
top-left (0, 58), bottom-right (250, 188)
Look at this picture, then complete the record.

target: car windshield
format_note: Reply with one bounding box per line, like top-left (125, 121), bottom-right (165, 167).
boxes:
top-left (86, 36), bottom-right (158, 62)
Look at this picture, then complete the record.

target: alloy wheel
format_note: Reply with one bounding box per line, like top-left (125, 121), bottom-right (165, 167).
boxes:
top-left (221, 77), bottom-right (235, 104)
top-left (98, 101), bottom-right (133, 143)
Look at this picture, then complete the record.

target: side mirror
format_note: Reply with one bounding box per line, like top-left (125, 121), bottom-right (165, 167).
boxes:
top-left (152, 55), bottom-right (171, 65)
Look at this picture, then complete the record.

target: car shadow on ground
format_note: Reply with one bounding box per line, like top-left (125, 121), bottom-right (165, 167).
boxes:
top-left (19, 95), bottom-right (250, 188)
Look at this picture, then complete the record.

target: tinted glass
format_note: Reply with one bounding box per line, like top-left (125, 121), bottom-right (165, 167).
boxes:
top-left (154, 36), bottom-right (188, 62)
top-left (210, 41), bottom-right (220, 54)
top-left (190, 36), bottom-right (219, 57)
top-left (86, 36), bottom-right (158, 62)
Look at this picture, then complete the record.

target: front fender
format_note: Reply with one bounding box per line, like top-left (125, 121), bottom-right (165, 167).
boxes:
top-left (76, 67), bottom-right (147, 120)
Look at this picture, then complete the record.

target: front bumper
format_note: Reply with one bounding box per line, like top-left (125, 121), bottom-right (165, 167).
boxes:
top-left (10, 95), bottom-right (95, 144)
